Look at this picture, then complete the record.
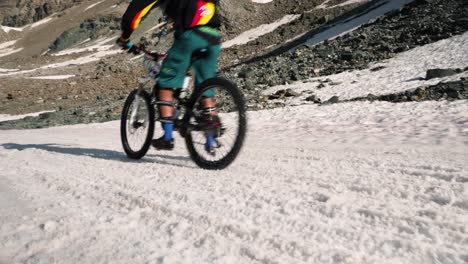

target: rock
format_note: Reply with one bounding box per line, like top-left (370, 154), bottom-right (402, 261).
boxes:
top-left (316, 48), bottom-right (334, 57)
top-left (72, 109), bottom-right (84, 116)
top-left (244, 79), bottom-right (255, 90)
top-left (6, 94), bottom-right (13, 100)
top-left (38, 112), bottom-right (53, 119)
top-left (367, 94), bottom-right (378, 101)
top-left (340, 52), bottom-right (354, 61)
top-left (284, 88), bottom-right (301, 97)
top-left (268, 88), bottom-right (300, 100)
top-left (268, 94), bottom-right (281, 100)
top-left (445, 88), bottom-right (460, 100)
top-left (305, 95), bottom-right (321, 104)
top-left (414, 87), bottom-right (427, 98)
top-left (426, 69), bottom-right (457, 80)
top-left (324, 96), bottom-right (339, 104)
top-left (318, 15), bottom-right (331, 24)
top-left (40, 220), bottom-right (57, 232)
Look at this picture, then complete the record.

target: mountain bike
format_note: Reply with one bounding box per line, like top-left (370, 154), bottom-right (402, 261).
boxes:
top-left (120, 44), bottom-right (246, 170)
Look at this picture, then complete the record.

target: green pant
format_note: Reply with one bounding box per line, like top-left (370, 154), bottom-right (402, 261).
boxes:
top-left (158, 27), bottom-right (221, 97)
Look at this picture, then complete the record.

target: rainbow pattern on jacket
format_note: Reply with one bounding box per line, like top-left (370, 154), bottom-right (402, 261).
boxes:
top-left (190, 1), bottom-right (215, 27)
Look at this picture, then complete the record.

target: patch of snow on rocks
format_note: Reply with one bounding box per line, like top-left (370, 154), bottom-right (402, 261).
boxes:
top-left (315, 0), bottom-right (369, 9)
top-left (222, 14), bottom-right (300, 48)
top-left (0, 42), bottom-right (23, 58)
top-left (252, 0), bottom-right (274, 3)
top-left (30, 17), bottom-right (54, 29)
top-left (52, 37), bottom-right (116, 56)
top-left (146, 22), bottom-right (167, 33)
top-left (41, 49), bottom-right (122, 69)
top-left (0, 68), bottom-right (19, 73)
top-left (0, 25), bottom-right (24, 33)
top-left (0, 111), bottom-right (55, 122)
top-left (28, 75), bottom-right (75, 80)
top-left (85, 0), bottom-right (105, 11)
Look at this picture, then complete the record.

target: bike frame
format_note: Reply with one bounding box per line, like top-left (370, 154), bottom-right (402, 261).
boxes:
top-left (134, 59), bottom-right (198, 138)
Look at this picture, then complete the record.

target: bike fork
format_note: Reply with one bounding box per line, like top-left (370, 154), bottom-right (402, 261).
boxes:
top-left (130, 86), bottom-right (146, 126)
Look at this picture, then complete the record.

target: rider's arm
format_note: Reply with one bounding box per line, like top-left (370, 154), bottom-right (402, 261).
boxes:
top-left (121, 0), bottom-right (163, 39)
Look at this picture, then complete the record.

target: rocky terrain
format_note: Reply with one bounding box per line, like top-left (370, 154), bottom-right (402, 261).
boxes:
top-left (0, 0), bottom-right (84, 26)
top-left (0, 0), bottom-right (467, 129)
top-left (0, 0), bottom-right (361, 125)
top-left (224, 0), bottom-right (468, 99)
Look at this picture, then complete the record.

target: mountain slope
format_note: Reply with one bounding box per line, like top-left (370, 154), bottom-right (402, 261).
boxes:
top-left (1, 33), bottom-right (467, 263)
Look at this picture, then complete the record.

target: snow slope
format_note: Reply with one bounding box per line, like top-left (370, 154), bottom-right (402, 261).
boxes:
top-left (268, 31), bottom-right (468, 102)
top-left (222, 15), bottom-right (301, 48)
top-left (0, 99), bottom-right (467, 263)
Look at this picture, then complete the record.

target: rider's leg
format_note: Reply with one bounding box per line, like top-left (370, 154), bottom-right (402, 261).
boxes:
top-left (191, 41), bottom-right (221, 154)
top-left (192, 39), bottom-right (221, 112)
top-left (152, 87), bottom-right (175, 150)
top-left (192, 43), bottom-right (221, 96)
top-left (155, 31), bottom-right (196, 146)
top-left (157, 88), bottom-right (174, 141)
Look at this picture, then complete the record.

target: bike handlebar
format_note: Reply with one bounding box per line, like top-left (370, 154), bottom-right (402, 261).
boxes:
top-left (127, 41), bottom-right (167, 60)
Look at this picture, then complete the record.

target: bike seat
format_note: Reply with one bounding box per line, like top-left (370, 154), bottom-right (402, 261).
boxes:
top-left (191, 48), bottom-right (209, 61)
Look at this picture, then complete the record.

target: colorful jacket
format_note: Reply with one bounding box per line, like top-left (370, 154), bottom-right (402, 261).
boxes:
top-left (121, 0), bottom-right (221, 39)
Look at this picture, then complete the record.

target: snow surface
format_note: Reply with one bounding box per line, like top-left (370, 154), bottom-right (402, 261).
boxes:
top-left (315, 0), bottom-right (369, 9)
top-left (271, 31), bottom-right (468, 102)
top-left (52, 37), bottom-right (116, 56)
top-left (1, 32), bottom-right (468, 263)
top-left (146, 22), bottom-right (168, 33)
top-left (0, 47), bottom-right (23, 58)
top-left (222, 15), bottom-right (301, 49)
top-left (251, 0), bottom-right (274, 3)
top-left (0, 25), bottom-right (24, 33)
top-left (0, 68), bottom-right (19, 73)
top-left (0, 49), bottom-right (122, 76)
top-left (0, 99), bottom-right (467, 263)
top-left (28, 75), bottom-right (75, 80)
top-left (0, 40), bottom-right (23, 58)
top-left (43, 49), bottom-right (122, 68)
top-left (29, 17), bottom-right (54, 29)
top-left (84, 0), bottom-right (105, 11)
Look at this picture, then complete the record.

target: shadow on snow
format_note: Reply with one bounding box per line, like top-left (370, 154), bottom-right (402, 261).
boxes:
top-left (1, 143), bottom-right (194, 168)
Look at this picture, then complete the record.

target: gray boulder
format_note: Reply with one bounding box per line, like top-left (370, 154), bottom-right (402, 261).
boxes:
top-left (426, 68), bottom-right (457, 80)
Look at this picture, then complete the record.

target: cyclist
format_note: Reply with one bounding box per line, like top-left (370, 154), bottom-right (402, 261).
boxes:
top-left (117, 0), bottom-right (222, 153)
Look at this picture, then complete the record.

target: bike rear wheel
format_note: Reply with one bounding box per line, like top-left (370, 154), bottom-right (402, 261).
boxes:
top-left (121, 89), bottom-right (155, 159)
top-left (185, 77), bottom-right (247, 170)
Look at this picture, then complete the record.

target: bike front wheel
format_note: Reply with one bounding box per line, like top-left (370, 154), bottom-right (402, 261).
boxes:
top-left (185, 77), bottom-right (247, 170)
top-left (121, 89), bottom-right (155, 159)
